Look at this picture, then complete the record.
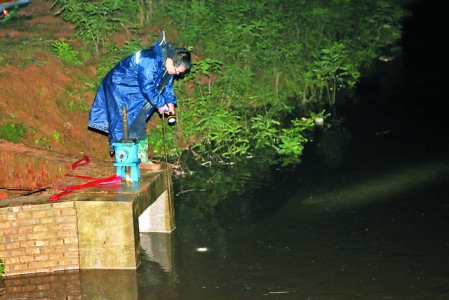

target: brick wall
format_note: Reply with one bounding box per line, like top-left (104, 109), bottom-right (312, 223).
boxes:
top-left (0, 141), bottom-right (73, 189)
top-left (0, 270), bottom-right (81, 299)
top-left (0, 201), bottom-right (80, 277)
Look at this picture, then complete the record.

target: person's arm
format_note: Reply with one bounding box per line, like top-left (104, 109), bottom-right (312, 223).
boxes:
top-left (137, 55), bottom-right (167, 110)
top-left (162, 76), bottom-right (176, 104)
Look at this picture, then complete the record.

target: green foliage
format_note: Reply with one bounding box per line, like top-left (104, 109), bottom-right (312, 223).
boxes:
top-left (310, 42), bottom-right (361, 105)
top-left (55, 0), bottom-right (411, 165)
top-left (34, 137), bottom-right (51, 149)
top-left (52, 0), bottom-right (124, 54)
top-left (52, 38), bottom-right (82, 65)
top-left (0, 258), bottom-right (4, 276)
top-left (53, 130), bottom-right (61, 141)
top-left (164, 0), bottom-right (409, 105)
top-left (147, 121), bottom-right (180, 157)
top-left (0, 122), bottom-right (27, 143)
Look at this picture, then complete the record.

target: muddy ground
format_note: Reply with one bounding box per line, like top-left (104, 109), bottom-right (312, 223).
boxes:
top-left (0, 0), bottom-right (152, 162)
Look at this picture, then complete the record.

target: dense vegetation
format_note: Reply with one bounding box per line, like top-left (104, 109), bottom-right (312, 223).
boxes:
top-left (9, 0), bottom-right (412, 166)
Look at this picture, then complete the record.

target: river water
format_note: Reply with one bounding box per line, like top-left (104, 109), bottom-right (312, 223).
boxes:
top-left (154, 76), bottom-right (448, 299)
top-left (136, 7), bottom-right (449, 296)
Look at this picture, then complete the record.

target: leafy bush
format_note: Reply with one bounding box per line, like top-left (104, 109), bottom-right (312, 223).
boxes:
top-left (52, 0), bottom-right (125, 54)
top-left (0, 258), bottom-right (4, 276)
top-left (52, 39), bottom-right (82, 65)
top-left (0, 122), bottom-right (27, 143)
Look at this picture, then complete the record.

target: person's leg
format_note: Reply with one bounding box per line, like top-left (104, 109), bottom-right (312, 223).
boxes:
top-left (129, 103), bottom-right (152, 164)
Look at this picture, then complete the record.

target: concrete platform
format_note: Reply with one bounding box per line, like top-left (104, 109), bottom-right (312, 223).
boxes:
top-left (0, 158), bottom-right (175, 276)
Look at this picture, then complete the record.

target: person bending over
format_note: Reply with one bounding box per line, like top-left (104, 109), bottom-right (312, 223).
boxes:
top-left (88, 31), bottom-right (191, 167)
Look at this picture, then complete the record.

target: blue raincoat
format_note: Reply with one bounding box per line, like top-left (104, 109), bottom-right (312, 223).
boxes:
top-left (88, 40), bottom-right (176, 147)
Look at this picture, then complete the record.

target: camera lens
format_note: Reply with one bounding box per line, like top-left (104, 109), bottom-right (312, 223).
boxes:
top-left (167, 115), bottom-right (176, 125)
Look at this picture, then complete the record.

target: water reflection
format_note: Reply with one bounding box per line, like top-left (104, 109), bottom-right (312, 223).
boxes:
top-left (169, 149), bottom-right (449, 299)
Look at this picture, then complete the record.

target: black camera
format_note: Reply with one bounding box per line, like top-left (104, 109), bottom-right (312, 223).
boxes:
top-left (164, 110), bottom-right (176, 125)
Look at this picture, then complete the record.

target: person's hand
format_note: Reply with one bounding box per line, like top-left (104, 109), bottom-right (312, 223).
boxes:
top-left (157, 104), bottom-right (169, 115)
top-left (167, 103), bottom-right (175, 114)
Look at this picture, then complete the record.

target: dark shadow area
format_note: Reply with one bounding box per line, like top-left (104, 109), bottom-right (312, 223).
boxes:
top-left (401, 0), bottom-right (448, 131)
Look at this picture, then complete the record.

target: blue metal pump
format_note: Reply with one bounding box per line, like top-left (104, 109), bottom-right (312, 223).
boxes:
top-left (112, 107), bottom-right (141, 182)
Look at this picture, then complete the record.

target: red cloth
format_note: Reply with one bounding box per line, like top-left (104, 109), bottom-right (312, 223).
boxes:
top-left (49, 155), bottom-right (121, 202)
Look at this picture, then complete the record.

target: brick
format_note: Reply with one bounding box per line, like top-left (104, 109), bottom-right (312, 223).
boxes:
top-left (63, 237), bottom-right (79, 245)
top-left (18, 219), bottom-right (40, 226)
top-left (8, 248), bottom-right (26, 256)
top-left (7, 206), bottom-right (22, 213)
top-left (28, 232), bottom-right (56, 240)
top-left (35, 240), bottom-right (49, 247)
top-left (13, 234), bottom-right (27, 242)
top-left (25, 247), bottom-right (41, 255)
top-left (52, 202), bottom-right (74, 209)
top-left (39, 274), bottom-right (60, 283)
top-left (35, 254), bottom-right (49, 261)
top-left (17, 212), bottom-right (32, 219)
top-left (4, 234), bottom-right (15, 242)
top-left (58, 231), bottom-right (77, 238)
top-left (3, 228), bottom-right (18, 235)
top-left (40, 217), bottom-right (55, 224)
top-left (32, 211), bottom-right (47, 218)
top-left (21, 204), bottom-right (33, 211)
top-left (36, 283), bottom-right (51, 291)
top-left (55, 216), bottom-right (77, 223)
top-left (22, 285), bottom-right (37, 292)
top-left (0, 221), bottom-right (11, 229)
top-left (65, 244), bottom-right (79, 251)
top-left (20, 240), bottom-right (35, 248)
top-left (6, 242), bottom-right (20, 250)
top-left (59, 258), bottom-right (79, 266)
top-left (1, 213), bottom-right (17, 221)
top-left (19, 226), bottom-right (33, 233)
top-left (4, 256), bottom-right (20, 264)
top-left (49, 239), bottom-right (64, 246)
top-left (8, 263), bottom-right (28, 272)
top-left (64, 251), bottom-right (79, 258)
top-left (45, 211), bottom-right (55, 219)
top-left (19, 255), bottom-right (35, 263)
top-left (58, 208), bottom-right (76, 216)
top-left (51, 245), bottom-right (67, 253)
top-left (59, 222), bottom-right (77, 231)
top-left (25, 204), bottom-right (52, 211)
top-left (33, 267), bottom-right (51, 273)
top-left (5, 285), bottom-right (22, 292)
top-left (28, 260), bottom-right (57, 269)
top-left (33, 225), bottom-right (49, 232)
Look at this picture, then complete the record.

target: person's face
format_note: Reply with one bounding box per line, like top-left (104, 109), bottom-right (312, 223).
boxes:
top-left (167, 58), bottom-right (186, 75)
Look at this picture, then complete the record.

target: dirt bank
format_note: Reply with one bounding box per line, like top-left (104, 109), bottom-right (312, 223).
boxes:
top-left (1, 0), bottom-right (112, 161)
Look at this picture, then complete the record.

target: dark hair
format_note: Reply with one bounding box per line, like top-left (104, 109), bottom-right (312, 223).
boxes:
top-left (169, 48), bottom-right (191, 70)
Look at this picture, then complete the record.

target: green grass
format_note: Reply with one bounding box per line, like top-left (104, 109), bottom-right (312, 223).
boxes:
top-left (0, 122), bottom-right (27, 143)
top-left (1, 258), bottom-right (4, 276)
